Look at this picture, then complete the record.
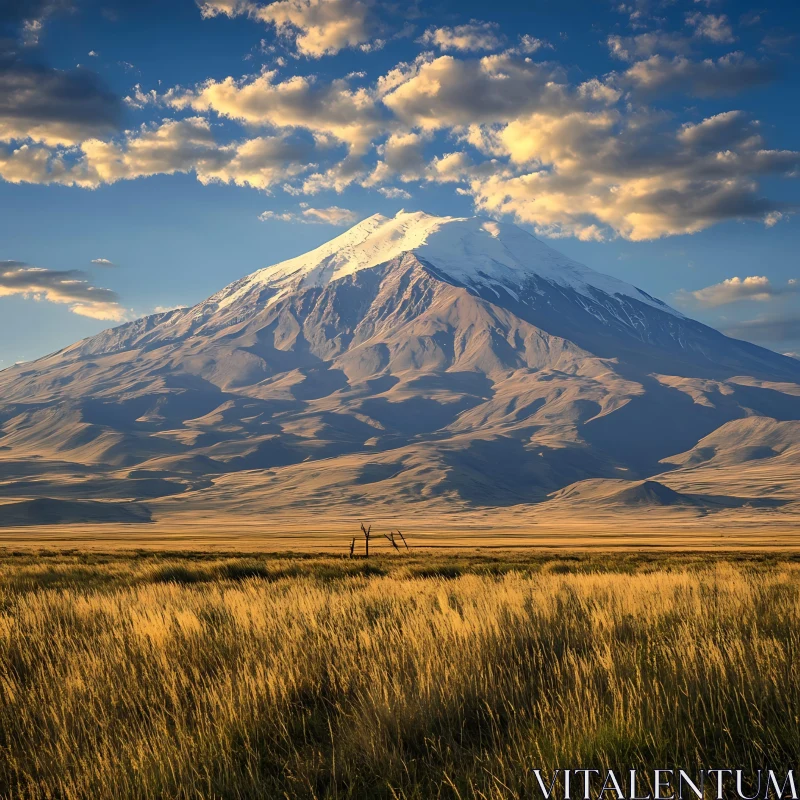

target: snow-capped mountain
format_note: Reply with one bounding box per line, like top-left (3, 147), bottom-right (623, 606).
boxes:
top-left (0, 211), bottom-right (798, 521)
top-left (41, 211), bottom-right (794, 374)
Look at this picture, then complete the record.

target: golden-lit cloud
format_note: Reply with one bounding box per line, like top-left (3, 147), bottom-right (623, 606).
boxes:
top-left (258, 205), bottom-right (360, 224)
top-left (679, 276), bottom-right (799, 308)
top-left (685, 12), bottom-right (735, 44)
top-left (168, 72), bottom-right (383, 154)
top-left (198, 0), bottom-right (377, 57)
top-left (621, 52), bottom-right (774, 97)
top-left (0, 20), bottom-right (796, 245)
top-left (380, 54), bottom-right (582, 130)
top-left (0, 118), bottom-right (316, 191)
top-left (418, 21), bottom-right (505, 53)
top-left (451, 105), bottom-right (799, 241)
top-left (0, 261), bottom-right (128, 321)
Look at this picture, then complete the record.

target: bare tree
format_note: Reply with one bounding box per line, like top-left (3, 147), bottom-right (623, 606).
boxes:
top-left (355, 524), bottom-right (407, 556)
top-left (360, 522), bottom-right (372, 558)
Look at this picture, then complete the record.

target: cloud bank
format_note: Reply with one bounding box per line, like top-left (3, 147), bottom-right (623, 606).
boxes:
top-left (0, 1), bottom-right (797, 244)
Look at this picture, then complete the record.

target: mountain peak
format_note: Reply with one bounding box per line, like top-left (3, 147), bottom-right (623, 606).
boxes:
top-left (2, 212), bottom-right (799, 524)
top-left (215, 210), bottom-right (682, 318)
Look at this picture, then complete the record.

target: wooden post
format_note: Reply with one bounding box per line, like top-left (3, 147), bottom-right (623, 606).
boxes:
top-left (349, 537), bottom-right (355, 558)
top-left (396, 529), bottom-right (409, 550)
top-left (384, 532), bottom-right (400, 552)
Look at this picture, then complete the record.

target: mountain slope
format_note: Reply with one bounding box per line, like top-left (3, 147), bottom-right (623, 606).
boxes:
top-left (1, 211), bottom-right (798, 520)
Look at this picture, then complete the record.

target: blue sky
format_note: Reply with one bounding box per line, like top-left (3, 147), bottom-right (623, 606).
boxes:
top-left (1, 0), bottom-right (799, 366)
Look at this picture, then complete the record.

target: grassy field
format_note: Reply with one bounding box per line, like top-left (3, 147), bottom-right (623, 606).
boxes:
top-left (0, 550), bottom-right (799, 799)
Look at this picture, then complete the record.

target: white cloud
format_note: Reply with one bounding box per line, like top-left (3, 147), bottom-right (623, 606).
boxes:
top-left (260, 0), bottom-right (374, 58)
top-left (21, 19), bottom-right (43, 46)
top-left (0, 142), bottom-right (77, 185)
top-left (90, 258), bottom-right (116, 267)
top-left (197, 133), bottom-right (316, 189)
top-left (516, 35), bottom-right (553, 54)
top-left (607, 32), bottom-right (692, 61)
top-left (302, 205), bottom-right (360, 224)
top-left (677, 110), bottom-right (761, 149)
top-left (293, 153), bottom-right (367, 194)
top-left (198, 0), bottom-right (253, 16)
top-left (455, 106), bottom-right (800, 241)
top-left (259, 205), bottom-right (360, 224)
top-left (0, 261), bottom-right (128, 321)
top-left (257, 210), bottom-right (296, 221)
top-left (621, 53), bottom-right (774, 97)
top-left (686, 12), bottom-right (735, 44)
top-left (125, 84), bottom-right (158, 109)
top-left (380, 54), bottom-right (582, 130)
top-left (78, 117), bottom-right (229, 185)
top-left (614, 0), bottom-right (659, 30)
top-left (418, 21), bottom-right (505, 53)
top-left (679, 276), bottom-right (800, 307)
top-left (168, 71), bottom-right (384, 154)
top-left (377, 186), bottom-right (411, 199)
top-left (365, 131), bottom-right (427, 184)
top-left (0, 118), bottom-right (317, 191)
top-left (198, 0), bottom-right (376, 57)
top-left (427, 151), bottom-right (476, 183)
top-left (764, 211), bottom-right (787, 228)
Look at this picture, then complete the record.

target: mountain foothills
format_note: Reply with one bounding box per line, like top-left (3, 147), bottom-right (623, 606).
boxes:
top-left (1, 211), bottom-right (799, 528)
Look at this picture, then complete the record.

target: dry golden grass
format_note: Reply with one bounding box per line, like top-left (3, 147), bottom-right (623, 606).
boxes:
top-left (0, 551), bottom-right (798, 798)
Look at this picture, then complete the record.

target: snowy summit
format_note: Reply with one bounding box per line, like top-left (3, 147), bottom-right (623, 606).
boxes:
top-left (215, 211), bottom-right (681, 317)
